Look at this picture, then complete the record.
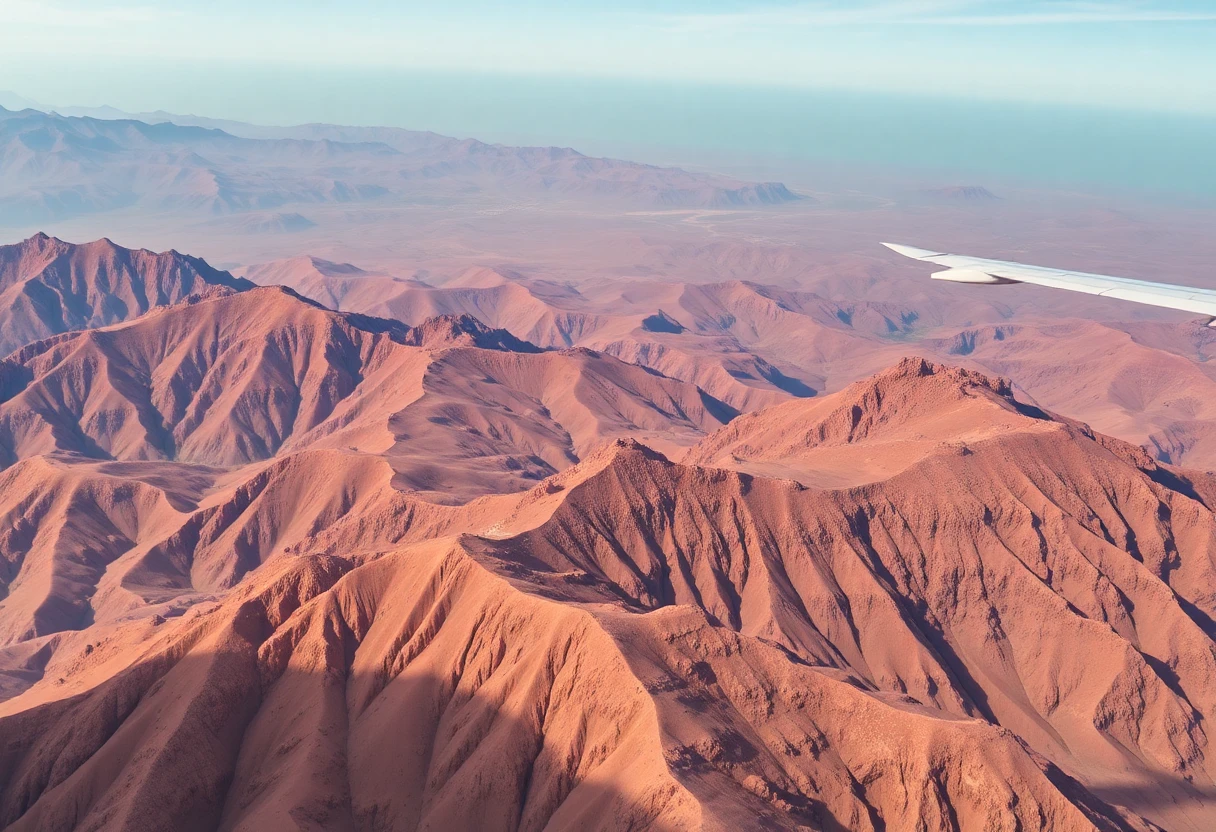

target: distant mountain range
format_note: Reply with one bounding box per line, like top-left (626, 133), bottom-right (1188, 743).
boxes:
top-left (919, 185), bottom-right (1000, 201)
top-left (0, 104), bottom-right (802, 223)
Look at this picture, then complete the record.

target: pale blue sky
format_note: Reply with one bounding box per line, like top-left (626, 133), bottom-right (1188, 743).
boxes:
top-left (1, 0), bottom-right (1214, 115)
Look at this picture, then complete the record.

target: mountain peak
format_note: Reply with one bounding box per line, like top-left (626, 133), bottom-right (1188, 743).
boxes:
top-left (0, 234), bottom-right (253, 353)
top-left (795, 355), bottom-right (1047, 446)
top-left (869, 355), bottom-right (1017, 400)
top-left (402, 313), bottom-right (541, 352)
top-left (688, 357), bottom-right (1055, 488)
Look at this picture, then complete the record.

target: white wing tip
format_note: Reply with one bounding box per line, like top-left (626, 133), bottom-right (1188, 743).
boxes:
top-left (881, 242), bottom-right (947, 260)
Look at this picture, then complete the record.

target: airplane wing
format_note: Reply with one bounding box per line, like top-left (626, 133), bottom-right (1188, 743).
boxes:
top-left (882, 242), bottom-right (1216, 322)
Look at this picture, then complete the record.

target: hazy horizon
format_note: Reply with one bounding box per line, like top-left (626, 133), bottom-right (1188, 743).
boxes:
top-left (5, 71), bottom-right (1216, 202)
top-left (4, 1), bottom-right (1214, 200)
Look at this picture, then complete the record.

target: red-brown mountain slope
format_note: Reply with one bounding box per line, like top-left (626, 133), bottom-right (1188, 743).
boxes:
top-left (0, 285), bottom-right (406, 467)
top-left (0, 287), bottom-right (735, 501)
top-left (0, 233), bottom-right (251, 353)
top-left (0, 534), bottom-right (1155, 832)
top-left (6, 347), bottom-right (1216, 829)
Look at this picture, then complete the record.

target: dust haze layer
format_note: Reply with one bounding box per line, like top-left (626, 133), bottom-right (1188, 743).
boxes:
top-left (0, 106), bottom-right (801, 225)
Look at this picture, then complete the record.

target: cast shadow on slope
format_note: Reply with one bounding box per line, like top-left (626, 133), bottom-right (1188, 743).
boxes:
top-left (0, 541), bottom-right (1155, 832)
top-left (0, 548), bottom-right (819, 832)
top-left (0, 656), bottom-right (695, 832)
